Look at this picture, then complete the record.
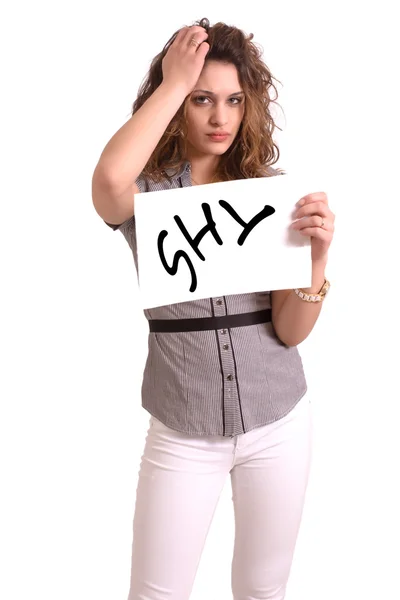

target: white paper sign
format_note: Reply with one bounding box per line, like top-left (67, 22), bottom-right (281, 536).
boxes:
top-left (135, 174), bottom-right (314, 309)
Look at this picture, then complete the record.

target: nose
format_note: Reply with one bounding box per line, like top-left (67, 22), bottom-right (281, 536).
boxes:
top-left (210, 102), bottom-right (229, 127)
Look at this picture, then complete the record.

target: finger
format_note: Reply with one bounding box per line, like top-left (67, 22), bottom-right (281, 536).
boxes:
top-left (182, 25), bottom-right (208, 48)
top-left (295, 201), bottom-right (329, 219)
top-left (195, 41), bottom-right (210, 58)
top-left (292, 216), bottom-right (333, 231)
top-left (187, 34), bottom-right (209, 52)
top-left (298, 227), bottom-right (332, 240)
top-left (171, 27), bottom-right (189, 47)
top-left (298, 192), bottom-right (328, 206)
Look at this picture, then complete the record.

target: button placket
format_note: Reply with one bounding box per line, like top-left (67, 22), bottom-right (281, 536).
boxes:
top-left (213, 297), bottom-right (225, 317)
top-left (211, 297), bottom-right (242, 436)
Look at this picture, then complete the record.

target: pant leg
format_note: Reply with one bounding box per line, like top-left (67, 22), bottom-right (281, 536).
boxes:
top-left (230, 395), bottom-right (313, 600)
top-left (127, 416), bottom-right (232, 600)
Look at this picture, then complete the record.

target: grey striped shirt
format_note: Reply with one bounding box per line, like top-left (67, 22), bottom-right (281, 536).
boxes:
top-left (105, 160), bottom-right (307, 437)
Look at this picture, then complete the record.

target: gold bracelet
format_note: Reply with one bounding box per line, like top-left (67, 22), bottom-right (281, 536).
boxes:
top-left (294, 278), bottom-right (330, 303)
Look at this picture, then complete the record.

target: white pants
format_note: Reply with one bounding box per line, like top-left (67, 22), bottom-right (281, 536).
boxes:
top-left (127, 394), bottom-right (313, 600)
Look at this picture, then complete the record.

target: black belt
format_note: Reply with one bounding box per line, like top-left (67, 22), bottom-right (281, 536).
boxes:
top-left (148, 308), bottom-right (272, 333)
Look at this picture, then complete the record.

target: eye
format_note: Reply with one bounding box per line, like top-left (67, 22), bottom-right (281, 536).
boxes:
top-left (193, 95), bottom-right (244, 105)
top-left (194, 96), bottom-right (210, 104)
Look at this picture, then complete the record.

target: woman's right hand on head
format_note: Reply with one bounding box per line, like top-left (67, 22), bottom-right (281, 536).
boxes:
top-left (161, 26), bottom-right (209, 96)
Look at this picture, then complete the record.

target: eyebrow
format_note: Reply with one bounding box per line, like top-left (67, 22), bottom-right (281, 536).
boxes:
top-left (192, 89), bottom-right (244, 96)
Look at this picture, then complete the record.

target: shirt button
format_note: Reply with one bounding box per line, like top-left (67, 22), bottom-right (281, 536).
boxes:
top-left (227, 374), bottom-right (233, 381)
top-left (223, 343), bottom-right (229, 350)
top-left (216, 299), bottom-right (222, 305)
top-left (220, 329), bottom-right (227, 335)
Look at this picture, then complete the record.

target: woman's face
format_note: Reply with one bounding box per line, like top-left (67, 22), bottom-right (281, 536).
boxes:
top-left (185, 60), bottom-right (245, 158)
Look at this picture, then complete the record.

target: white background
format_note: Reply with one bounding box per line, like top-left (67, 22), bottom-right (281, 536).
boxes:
top-left (1, 1), bottom-right (399, 599)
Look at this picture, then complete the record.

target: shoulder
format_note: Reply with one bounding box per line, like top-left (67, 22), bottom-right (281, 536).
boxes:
top-left (103, 170), bottom-right (177, 231)
top-left (136, 161), bottom-right (190, 193)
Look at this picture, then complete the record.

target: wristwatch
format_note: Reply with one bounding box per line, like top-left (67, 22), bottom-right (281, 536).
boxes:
top-left (294, 278), bottom-right (331, 303)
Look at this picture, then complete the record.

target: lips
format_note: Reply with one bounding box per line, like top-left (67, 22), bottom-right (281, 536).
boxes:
top-left (207, 133), bottom-right (230, 141)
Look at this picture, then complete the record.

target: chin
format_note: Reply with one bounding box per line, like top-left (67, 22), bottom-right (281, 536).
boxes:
top-left (189, 137), bottom-right (234, 156)
top-left (201, 142), bottom-right (232, 155)
top-left (210, 147), bottom-right (229, 155)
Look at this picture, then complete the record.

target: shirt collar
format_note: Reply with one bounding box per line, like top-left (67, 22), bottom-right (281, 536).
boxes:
top-left (163, 160), bottom-right (191, 181)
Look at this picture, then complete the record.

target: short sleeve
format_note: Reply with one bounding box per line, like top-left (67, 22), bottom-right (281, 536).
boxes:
top-left (103, 174), bottom-right (147, 231)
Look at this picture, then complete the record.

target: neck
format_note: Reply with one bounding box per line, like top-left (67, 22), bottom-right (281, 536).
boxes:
top-left (186, 150), bottom-right (220, 185)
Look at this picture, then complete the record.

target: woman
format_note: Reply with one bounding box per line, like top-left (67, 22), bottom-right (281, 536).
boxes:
top-left (92, 17), bottom-right (335, 600)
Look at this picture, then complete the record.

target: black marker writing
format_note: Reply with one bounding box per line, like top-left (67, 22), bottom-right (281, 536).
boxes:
top-left (157, 200), bottom-right (276, 292)
top-left (157, 231), bottom-right (197, 292)
top-left (157, 203), bottom-right (223, 292)
top-left (218, 201), bottom-right (276, 245)
top-left (174, 203), bottom-right (223, 260)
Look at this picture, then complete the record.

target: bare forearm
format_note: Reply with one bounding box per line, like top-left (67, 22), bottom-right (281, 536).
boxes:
top-left (274, 259), bottom-right (328, 346)
top-left (94, 82), bottom-right (188, 194)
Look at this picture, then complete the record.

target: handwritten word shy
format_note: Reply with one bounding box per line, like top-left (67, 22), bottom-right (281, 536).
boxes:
top-left (157, 201), bottom-right (275, 292)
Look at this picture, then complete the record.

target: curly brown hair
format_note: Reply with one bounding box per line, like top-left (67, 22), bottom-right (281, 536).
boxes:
top-left (131, 17), bottom-right (285, 183)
